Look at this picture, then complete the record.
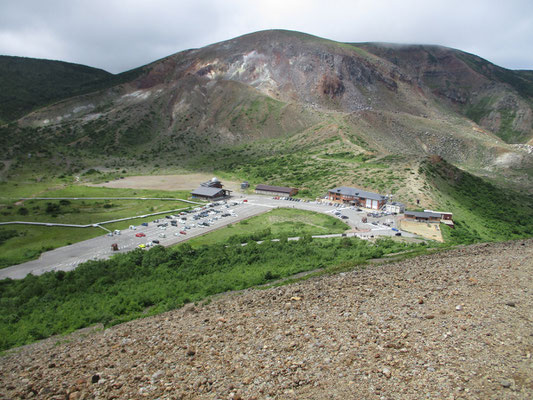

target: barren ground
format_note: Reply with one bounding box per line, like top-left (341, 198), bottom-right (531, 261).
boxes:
top-left (399, 219), bottom-right (444, 242)
top-left (1, 240), bottom-right (532, 399)
top-left (91, 174), bottom-right (244, 193)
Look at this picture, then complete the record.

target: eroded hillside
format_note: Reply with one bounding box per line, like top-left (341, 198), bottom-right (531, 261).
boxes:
top-left (2, 30), bottom-right (531, 182)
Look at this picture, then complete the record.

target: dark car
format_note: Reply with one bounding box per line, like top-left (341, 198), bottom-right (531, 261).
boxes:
top-left (152, 239), bottom-right (160, 244)
top-left (340, 215), bottom-right (349, 219)
top-left (395, 232), bottom-right (402, 236)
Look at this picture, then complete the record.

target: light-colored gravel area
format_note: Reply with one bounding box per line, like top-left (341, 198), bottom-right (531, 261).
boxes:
top-left (1, 240), bottom-right (532, 399)
top-left (91, 174), bottom-right (244, 193)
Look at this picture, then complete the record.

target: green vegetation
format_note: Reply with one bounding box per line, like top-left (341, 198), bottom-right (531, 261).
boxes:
top-left (0, 185), bottom-right (192, 267)
top-left (186, 208), bottom-right (349, 247)
top-left (421, 158), bottom-right (533, 244)
top-left (0, 55), bottom-right (146, 122)
top-left (464, 96), bottom-right (493, 123)
top-left (0, 236), bottom-right (425, 351)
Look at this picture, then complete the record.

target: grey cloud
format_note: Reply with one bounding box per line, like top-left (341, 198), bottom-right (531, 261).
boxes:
top-left (0, 0), bottom-right (532, 73)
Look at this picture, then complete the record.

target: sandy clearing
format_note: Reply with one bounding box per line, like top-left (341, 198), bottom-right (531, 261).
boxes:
top-left (90, 174), bottom-right (244, 193)
top-left (399, 219), bottom-right (443, 242)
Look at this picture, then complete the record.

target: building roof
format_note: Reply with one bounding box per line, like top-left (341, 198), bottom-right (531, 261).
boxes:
top-left (388, 201), bottom-right (405, 207)
top-left (191, 187), bottom-right (225, 197)
top-left (405, 211), bottom-right (441, 218)
top-left (425, 209), bottom-right (453, 216)
top-left (328, 186), bottom-right (386, 201)
top-left (255, 184), bottom-right (296, 193)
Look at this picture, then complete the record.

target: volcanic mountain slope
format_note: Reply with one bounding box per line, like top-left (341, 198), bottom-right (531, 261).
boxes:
top-left (1, 240), bottom-right (531, 399)
top-left (358, 42), bottom-right (533, 144)
top-left (2, 30), bottom-right (532, 181)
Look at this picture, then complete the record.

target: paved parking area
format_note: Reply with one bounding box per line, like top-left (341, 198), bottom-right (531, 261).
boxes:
top-left (0, 195), bottom-right (415, 279)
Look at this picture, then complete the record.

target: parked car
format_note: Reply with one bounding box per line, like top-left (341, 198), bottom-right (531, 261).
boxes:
top-left (159, 233), bottom-right (166, 238)
top-left (340, 215), bottom-right (349, 219)
top-left (395, 232), bottom-right (402, 236)
top-left (114, 229), bottom-right (121, 235)
top-left (138, 244), bottom-right (146, 248)
top-left (141, 222), bottom-right (148, 227)
top-left (180, 230), bottom-right (187, 235)
top-left (152, 239), bottom-right (160, 244)
top-left (135, 232), bottom-right (146, 237)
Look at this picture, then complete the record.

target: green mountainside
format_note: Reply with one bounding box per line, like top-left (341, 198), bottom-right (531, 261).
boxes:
top-left (0, 56), bottom-right (146, 123)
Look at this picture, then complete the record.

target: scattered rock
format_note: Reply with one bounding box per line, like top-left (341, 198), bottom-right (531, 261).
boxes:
top-left (0, 240), bottom-right (531, 400)
top-left (500, 379), bottom-right (512, 388)
top-left (151, 370), bottom-right (165, 382)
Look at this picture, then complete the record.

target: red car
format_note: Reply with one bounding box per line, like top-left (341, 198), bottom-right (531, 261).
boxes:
top-left (179, 230), bottom-right (187, 235)
top-left (135, 233), bottom-right (146, 237)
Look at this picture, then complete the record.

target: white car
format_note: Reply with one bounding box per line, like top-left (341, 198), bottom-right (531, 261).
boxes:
top-left (159, 233), bottom-right (166, 238)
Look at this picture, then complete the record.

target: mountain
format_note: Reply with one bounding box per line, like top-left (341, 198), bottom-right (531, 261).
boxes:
top-left (1, 30), bottom-right (532, 193)
top-left (357, 43), bottom-right (533, 144)
top-left (0, 56), bottom-right (117, 123)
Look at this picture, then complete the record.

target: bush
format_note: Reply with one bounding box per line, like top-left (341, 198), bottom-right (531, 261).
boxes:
top-left (45, 203), bottom-right (60, 214)
top-left (0, 236), bottom-right (422, 351)
top-left (17, 207), bottom-right (29, 216)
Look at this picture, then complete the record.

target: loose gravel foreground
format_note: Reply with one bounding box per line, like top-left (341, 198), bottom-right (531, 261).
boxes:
top-left (1, 240), bottom-right (532, 400)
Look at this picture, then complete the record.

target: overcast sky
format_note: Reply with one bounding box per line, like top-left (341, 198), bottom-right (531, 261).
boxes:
top-left (1, 0), bottom-right (532, 74)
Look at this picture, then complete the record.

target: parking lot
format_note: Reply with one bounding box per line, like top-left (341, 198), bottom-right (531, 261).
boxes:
top-left (0, 201), bottom-right (269, 279)
top-left (0, 195), bottom-right (415, 279)
top-left (247, 196), bottom-right (414, 239)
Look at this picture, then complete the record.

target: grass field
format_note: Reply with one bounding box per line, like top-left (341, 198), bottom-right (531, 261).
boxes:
top-left (0, 184), bottom-right (193, 267)
top-left (185, 208), bottom-right (350, 247)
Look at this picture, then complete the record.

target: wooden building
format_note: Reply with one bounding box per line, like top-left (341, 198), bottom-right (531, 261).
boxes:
top-left (191, 187), bottom-right (231, 200)
top-left (255, 184), bottom-right (298, 197)
top-left (327, 187), bottom-right (387, 210)
top-left (404, 211), bottom-right (442, 222)
top-left (425, 210), bottom-right (454, 228)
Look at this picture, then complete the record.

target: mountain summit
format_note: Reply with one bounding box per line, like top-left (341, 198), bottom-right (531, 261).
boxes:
top-left (2, 30), bottom-right (532, 180)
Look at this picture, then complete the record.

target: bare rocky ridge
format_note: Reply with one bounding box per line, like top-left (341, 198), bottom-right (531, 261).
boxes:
top-left (1, 240), bottom-right (532, 399)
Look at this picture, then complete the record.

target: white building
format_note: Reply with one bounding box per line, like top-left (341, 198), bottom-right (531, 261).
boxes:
top-left (385, 202), bottom-right (405, 214)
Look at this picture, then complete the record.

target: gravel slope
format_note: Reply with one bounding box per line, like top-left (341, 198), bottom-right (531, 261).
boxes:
top-left (1, 240), bottom-right (532, 399)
